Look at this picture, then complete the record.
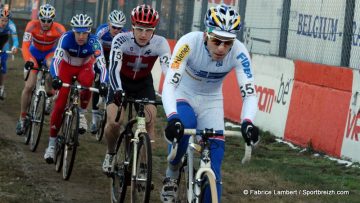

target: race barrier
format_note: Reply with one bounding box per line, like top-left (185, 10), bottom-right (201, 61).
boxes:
top-left (151, 39), bottom-right (360, 163)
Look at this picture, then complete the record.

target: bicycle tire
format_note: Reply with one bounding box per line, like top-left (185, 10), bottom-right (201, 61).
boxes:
top-left (177, 158), bottom-right (189, 203)
top-left (131, 132), bottom-right (152, 203)
top-left (198, 173), bottom-right (218, 203)
top-left (96, 110), bottom-right (106, 141)
top-left (55, 114), bottom-right (68, 172)
top-left (29, 92), bottom-right (46, 152)
top-left (111, 132), bottom-right (130, 203)
top-left (24, 95), bottom-right (35, 145)
top-left (55, 136), bottom-right (64, 172)
top-left (62, 106), bottom-right (79, 180)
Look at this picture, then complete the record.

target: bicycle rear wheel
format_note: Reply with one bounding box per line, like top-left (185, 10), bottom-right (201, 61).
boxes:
top-left (96, 110), bottom-right (106, 141)
top-left (131, 133), bottom-right (152, 203)
top-left (111, 132), bottom-right (131, 203)
top-left (29, 92), bottom-right (46, 152)
top-left (62, 106), bottom-right (79, 180)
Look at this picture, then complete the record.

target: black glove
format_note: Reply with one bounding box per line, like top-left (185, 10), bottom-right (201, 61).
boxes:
top-left (52, 76), bottom-right (63, 90)
top-left (99, 83), bottom-right (108, 97)
top-left (24, 61), bottom-right (34, 70)
top-left (113, 90), bottom-right (124, 106)
top-left (241, 121), bottom-right (259, 146)
top-left (165, 118), bottom-right (184, 143)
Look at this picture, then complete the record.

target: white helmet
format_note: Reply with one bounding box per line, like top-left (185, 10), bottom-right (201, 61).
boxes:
top-left (204, 4), bottom-right (241, 38)
top-left (39, 4), bottom-right (55, 20)
top-left (70, 14), bottom-right (93, 32)
top-left (108, 10), bottom-right (126, 28)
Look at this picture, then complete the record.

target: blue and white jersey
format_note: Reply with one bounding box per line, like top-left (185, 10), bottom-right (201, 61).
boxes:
top-left (96, 23), bottom-right (127, 52)
top-left (50, 31), bottom-right (108, 83)
top-left (162, 31), bottom-right (258, 122)
top-left (0, 20), bottom-right (19, 51)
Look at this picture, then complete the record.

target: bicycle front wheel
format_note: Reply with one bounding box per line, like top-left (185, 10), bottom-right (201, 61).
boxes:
top-left (30, 92), bottom-right (46, 152)
top-left (111, 132), bottom-right (130, 203)
top-left (96, 110), bottom-right (106, 141)
top-left (24, 94), bottom-right (35, 145)
top-left (62, 106), bottom-right (79, 180)
top-left (131, 133), bottom-right (152, 203)
top-left (177, 157), bottom-right (189, 203)
top-left (199, 173), bottom-right (218, 203)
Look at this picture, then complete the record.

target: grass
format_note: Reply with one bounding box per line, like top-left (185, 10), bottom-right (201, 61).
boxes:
top-left (1, 56), bottom-right (359, 202)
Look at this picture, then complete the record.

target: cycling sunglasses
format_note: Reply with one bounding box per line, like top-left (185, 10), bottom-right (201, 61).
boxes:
top-left (40, 18), bottom-right (53, 24)
top-left (132, 26), bottom-right (156, 32)
top-left (206, 32), bottom-right (235, 46)
top-left (111, 25), bottom-right (122, 30)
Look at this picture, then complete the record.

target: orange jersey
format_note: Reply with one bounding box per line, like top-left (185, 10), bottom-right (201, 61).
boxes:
top-left (22, 20), bottom-right (66, 67)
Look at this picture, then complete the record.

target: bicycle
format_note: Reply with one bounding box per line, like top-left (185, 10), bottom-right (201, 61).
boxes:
top-left (110, 96), bottom-right (162, 203)
top-left (54, 76), bottom-right (100, 180)
top-left (168, 128), bottom-right (253, 203)
top-left (23, 61), bottom-right (49, 152)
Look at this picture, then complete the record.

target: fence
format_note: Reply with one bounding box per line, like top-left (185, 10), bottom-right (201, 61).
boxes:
top-left (5, 0), bottom-right (360, 69)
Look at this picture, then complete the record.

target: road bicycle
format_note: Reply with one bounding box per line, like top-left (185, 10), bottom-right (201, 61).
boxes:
top-left (54, 76), bottom-right (100, 180)
top-left (110, 96), bottom-right (162, 203)
top-left (168, 128), bottom-right (253, 203)
top-left (23, 61), bottom-right (49, 152)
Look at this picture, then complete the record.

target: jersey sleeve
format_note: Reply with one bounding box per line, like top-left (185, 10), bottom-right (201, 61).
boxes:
top-left (157, 37), bottom-right (171, 75)
top-left (93, 37), bottom-right (108, 83)
top-left (233, 41), bottom-right (258, 123)
top-left (108, 34), bottom-right (125, 91)
top-left (8, 21), bottom-right (19, 48)
top-left (22, 21), bottom-right (38, 67)
top-left (162, 35), bottom-right (192, 119)
top-left (50, 33), bottom-right (67, 78)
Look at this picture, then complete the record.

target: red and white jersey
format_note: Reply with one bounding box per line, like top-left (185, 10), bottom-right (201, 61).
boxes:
top-left (109, 32), bottom-right (170, 90)
top-left (162, 31), bottom-right (258, 122)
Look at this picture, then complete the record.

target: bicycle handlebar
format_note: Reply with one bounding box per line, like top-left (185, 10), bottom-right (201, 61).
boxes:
top-left (0, 50), bottom-right (13, 54)
top-left (62, 83), bottom-right (100, 93)
top-left (126, 97), bottom-right (163, 105)
top-left (114, 96), bottom-right (162, 122)
top-left (167, 128), bottom-right (252, 164)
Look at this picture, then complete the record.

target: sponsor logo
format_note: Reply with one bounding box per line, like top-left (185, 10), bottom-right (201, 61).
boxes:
top-left (236, 52), bottom-right (252, 78)
top-left (171, 44), bottom-right (190, 70)
top-left (144, 49), bottom-right (151, 55)
top-left (94, 50), bottom-right (101, 57)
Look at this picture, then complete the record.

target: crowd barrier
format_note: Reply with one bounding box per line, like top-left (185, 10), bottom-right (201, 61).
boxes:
top-left (151, 39), bottom-right (360, 163)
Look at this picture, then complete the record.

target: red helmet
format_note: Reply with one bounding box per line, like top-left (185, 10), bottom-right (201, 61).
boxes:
top-left (131, 4), bottom-right (159, 27)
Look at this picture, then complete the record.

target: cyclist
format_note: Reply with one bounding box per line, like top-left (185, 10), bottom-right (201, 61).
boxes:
top-left (0, 7), bottom-right (19, 100)
top-left (90, 10), bottom-right (126, 134)
top-left (16, 4), bottom-right (65, 135)
top-left (160, 5), bottom-right (259, 202)
top-left (43, 14), bottom-right (108, 163)
top-left (102, 4), bottom-right (171, 173)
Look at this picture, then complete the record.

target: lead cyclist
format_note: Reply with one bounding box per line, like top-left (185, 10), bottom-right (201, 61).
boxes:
top-left (160, 4), bottom-right (260, 203)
